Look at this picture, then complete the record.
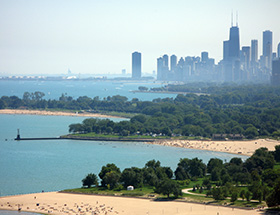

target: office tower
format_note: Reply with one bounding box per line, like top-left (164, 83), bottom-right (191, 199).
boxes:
top-left (277, 43), bottom-right (280, 58)
top-left (271, 59), bottom-right (280, 85)
top-left (162, 54), bottom-right (169, 70)
top-left (223, 41), bottom-right (230, 61)
top-left (251, 40), bottom-right (258, 66)
top-left (170, 55), bottom-right (177, 72)
top-left (229, 26), bottom-right (240, 59)
top-left (157, 57), bottom-right (164, 80)
top-left (223, 22), bottom-right (240, 82)
top-left (263, 30), bottom-right (273, 69)
top-left (132, 51), bottom-right (141, 79)
top-left (201, 52), bottom-right (209, 63)
top-left (122, 69), bottom-right (126, 75)
top-left (241, 46), bottom-right (250, 70)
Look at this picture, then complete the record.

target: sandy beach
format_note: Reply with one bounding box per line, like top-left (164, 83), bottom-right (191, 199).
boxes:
top-left (0, 109), bottom-right (122, 118)
top-left (0, 192), bottom-right (264, 215)
top-left (153, 139), bottom-right (280, 156)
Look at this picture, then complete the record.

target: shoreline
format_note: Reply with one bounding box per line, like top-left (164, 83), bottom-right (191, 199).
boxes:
top-left (1, 108), bottom-right (279, 156)
top-left (0, 192), bottom-right (264, 215)
top-left (152, 138), bottom-right (280, 156)
top-left (0, 109), bottom-right (123, 119)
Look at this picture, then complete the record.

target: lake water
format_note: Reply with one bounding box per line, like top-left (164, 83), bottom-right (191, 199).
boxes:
top-left (0, 114), bottom-right (248, 197)
top-left (0, 80), bottom-right (248, 197)
top-left (0, 80), bottom-right (174, 101)
top-left (0, 210), bottom-right (40, 215)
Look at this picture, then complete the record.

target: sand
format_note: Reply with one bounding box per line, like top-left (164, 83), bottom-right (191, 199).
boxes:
top-left (0, 192), bottom-right (264, 215)
top-left (0, 109), bottom-right (122, 118)
top-left (153, 139), bottom-right (280, 156)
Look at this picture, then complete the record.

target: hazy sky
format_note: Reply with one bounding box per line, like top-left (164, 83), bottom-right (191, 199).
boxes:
top-left (0, 0), bottom-right (279, 76)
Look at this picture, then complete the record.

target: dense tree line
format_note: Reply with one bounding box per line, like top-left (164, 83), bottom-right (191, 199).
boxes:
top-left (82, 146), bottom-right (280, 206)
top-left (1, 84), bottom-right (280, 138)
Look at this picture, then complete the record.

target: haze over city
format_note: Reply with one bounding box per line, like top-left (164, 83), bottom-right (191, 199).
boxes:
top-left (0, 0), bottom-right (279, 76)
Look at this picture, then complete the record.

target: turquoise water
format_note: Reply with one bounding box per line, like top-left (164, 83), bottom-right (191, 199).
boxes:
top-left (0, 210), bottom-right (40, 215)
top-left (0, 80), bottom-right (174, 101)
top-left (0, 114), bottom-right (248, 197)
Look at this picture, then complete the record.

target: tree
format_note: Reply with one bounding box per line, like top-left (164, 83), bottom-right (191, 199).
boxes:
top-left (240, 190), bottom-right (246, 201)
top-left (266, 178), bottom-right (280, 207)
top-left (0, 99), bottom-right (6, 109)
top-left (99, 163), bottom-right (121, 187)
top-left (121, 167), bottom-right (143, 188)
top-left (212, 187), bottom-right (225, 200)
top-left (207, 158), bottom-right (223, 173)
top-left (154, 179), bottom-right (182, 198)
top-left (244, 126), bottom-right (259, 139)
top-left (138, 86), bottom-right (148, 91)
top-left (174, 166), bottom-right (189, 180)
top-left (202, 178), bottom-right (211, 190)
top-left (211, 168), bottom-right (221, 181)
top-left (103, 171), bottom-right (121, 189)
top-left (82, 173), bottom-right (98, 188)
top-left (231, 191), bottom-right (238, 202)
top-left (176, 158), bottom-right (206, 178)
top-left (245, 191), bottom-right (251, 202)
top-left (274, 145), bottom-right (280, 162)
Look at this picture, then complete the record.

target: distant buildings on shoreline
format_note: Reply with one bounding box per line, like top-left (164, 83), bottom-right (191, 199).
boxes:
top-left (155, 26), bottom-right (280, 84)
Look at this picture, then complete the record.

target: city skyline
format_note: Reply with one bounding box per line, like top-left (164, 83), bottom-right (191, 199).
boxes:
top-left (0, 0), bottom-right (280, 75)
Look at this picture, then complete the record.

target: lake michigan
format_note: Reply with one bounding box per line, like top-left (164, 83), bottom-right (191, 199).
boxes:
top-left (0, 80), bottom-right (247, 197)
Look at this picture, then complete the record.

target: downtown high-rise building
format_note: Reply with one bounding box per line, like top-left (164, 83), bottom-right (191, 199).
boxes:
top-left (170, 55), bottom-right (177, 72)
top-left (223, 23), bottom-right (240, 82)
top-left (241, 46), bottom-right (250, 70)
top-left (132, 51), bottom-right (141, 79)
top-left (278, 42), bottom-right (280, 58)
top-left (162, 54), bottom-right (169, 70)
top-left (229, 26), bottom-right (240, 59)
top-left (271, 58), bottom-right (280, 85)
top-left (262, 30), bottom-right (273, 69)
top-left (251, 40), bottom-right (258, 67)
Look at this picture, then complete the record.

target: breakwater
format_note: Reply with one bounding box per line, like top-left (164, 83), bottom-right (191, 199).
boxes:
top-left (14, 135), bottom-right (156, 142)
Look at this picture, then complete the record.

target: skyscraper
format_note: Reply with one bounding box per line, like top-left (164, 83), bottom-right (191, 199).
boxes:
top-left (170, 55), bottom-right (177, 72)
top-left (201, 52), bottom-right (209, 63)
top-left (132, 52), bottom-right (141, 79)
top-left (241, 46), bottom-right (250, 70)
top-left (162, 54), bottom-right (169, 70)
top-left (263, 30), bottom-right (273, 69)
top-left (223, 22), bottom-right (240, 82)
top-left (251, 40), bottom-right (258, 67)
top-left (223, 40), bottom-right (230, 61)
top-left (229, 26), bottom-right (240, 59)
top-left (277, 43), bottom-right (280, 58)
top-left (157, 57), bottom-right (164, 80)
top-left (271, 59), bottom-right (280, 85)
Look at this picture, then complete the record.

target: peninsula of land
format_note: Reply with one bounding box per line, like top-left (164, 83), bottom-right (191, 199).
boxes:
top-left (0, 192), bottom-right (264, 215)
top-left (0, 109), bottom-right (122, 118)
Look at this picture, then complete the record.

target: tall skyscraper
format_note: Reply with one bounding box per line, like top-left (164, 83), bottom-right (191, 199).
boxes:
top-left (223, 40), bottom-right (230, 61)
top-left (157, 57), bottom-right (164, 80)
top-left (263, 30), bottom-right (273, 69)
top-left (277, 43), bottom-right (280, 58)
top-left (251, 39), bottom-right (258, 67)
top-left (271, 59), bottom-right (280, 85)
top-left (162, 54), bottom-right (169, 70)
top-left (229, 26), bottom-right (240, 59)
top-left (132, 52), bottom-right (141, 79)
top-left (201, 52), bottom-right (209, 63)
top-left (241, 46), bottom-right (250, 70)
top-left (223, 22), bottom-right (240, 82)
top-left (170, 55), bottom-right (177, 72)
